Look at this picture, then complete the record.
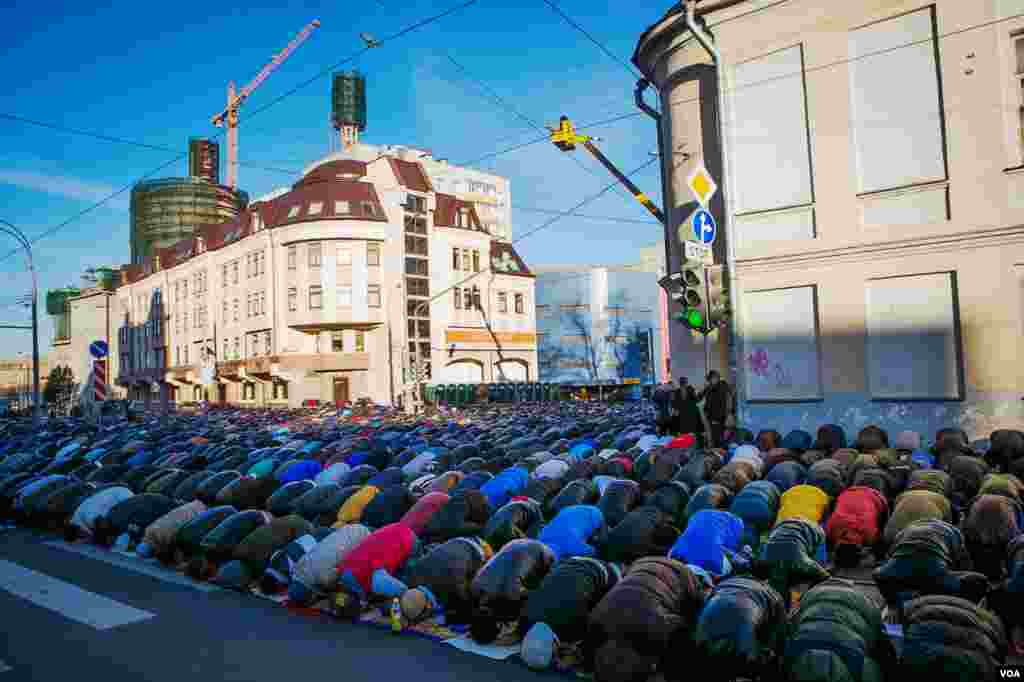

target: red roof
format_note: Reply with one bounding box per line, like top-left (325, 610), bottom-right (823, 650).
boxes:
top-left (388, 158), bottom-right (433, 193)
top-left (433, 193), bottom-right (485, 232)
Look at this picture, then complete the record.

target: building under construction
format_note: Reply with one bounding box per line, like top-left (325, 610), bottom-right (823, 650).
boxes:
top-left (129, 139), bottom-right (248, 266)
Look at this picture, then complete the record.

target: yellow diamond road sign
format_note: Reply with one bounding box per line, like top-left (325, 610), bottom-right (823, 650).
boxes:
top-left (686, 162), bottom-right (718, 209)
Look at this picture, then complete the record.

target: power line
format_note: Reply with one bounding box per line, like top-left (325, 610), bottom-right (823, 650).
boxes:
top-left (458, 111), bottom-right (645, 167)
top-left (441, 52), bottom-right (640, 206)
top-left (0, 0), bottom-right (480, 266)
top-left (515, 206), bottom-right (658, 225)
top-left (536, 0), bottom-right (644, 82)
top-left (668, 9), bottom-right (1024, 109)
top-left (0, 113), bottom-right (301, 177)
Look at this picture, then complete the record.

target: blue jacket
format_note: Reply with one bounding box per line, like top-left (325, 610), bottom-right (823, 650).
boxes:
top-left (538, 505), bottom-right (605, 561)
top-left (670, 510), bottom-right (745, 577)
top-left (277, 459), bottom-right (323, 484)
top-left (479, 466), bottom-right (530, 509)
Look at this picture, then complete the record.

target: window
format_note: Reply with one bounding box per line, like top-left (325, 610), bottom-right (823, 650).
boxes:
top-left (183, 281), bottom-right (188, 299)
top-left (462, 250), bottom-right (471, 272)
top-left (252, 214), bottom-right (264, 232)
top-left (175, 346), bottom-right (181, 366)
top-left (514, 294), bottom-right (525, 314)
top-left (232, 262), bottom-right (238, 284)
top-left (287, 205), bottom-right (301, 219)
top-left (259, 291), bottom-right (266, 316)
top-left (405, 235), bottom-right (428, 256)
top-left (223, 337), bottom-right (228, 360)
top-left (367, 284), bottom-right (381, 308)
top-left (742, 286), bottom-right (823, 401)
top-left (405, 215), bottom-right (427, 234)
top-left (472, 286), bottom-right (481, 309)
top-left (264, 332), bottom-right (271, 356)
top-left (337, 286), bottom-right (352, 308)
top-left (473, 250), bottom-right (480, 272)
top-left (309, 285), bottom-right (323, 309)
top-left (221, 265), bottom-right (228, 288)
top-left (308, 201), bottom-right (324, 215)
top-left (865, 272), bottom-right (962, 400)
top-left (361, 201), bottom-right (376, 217)
top-left (233, 299), bottom-right (239, 322)
top-left (184, 345), bottom-right (189, 365)
top-left (456, 208), bottom-right (470, 229)
top-left (308, 242), bottom-right (322, 268)
top-left (273, 380), bottom-right (289, 400)
top-left (406, 277), bottom-right (429, 297)
top-left (332, 332), bottom-right (344, 352)
top-left (731, 45), bottom-right (814, 216)
top-left (367, 243), bottom-right (381, 266)
top-left (452, 248), bottom-right (461, 270)
top-left (497, 291), bottom-right (508, 313)
top-left (287, 246), bottom-right (297, 270)
top-left (405, 258), bottom-right (428, 276)
top-left (234, 337), bottom-right (240, 360)
top-left (336, 247), bottom-right (352, 266)
top-left (407, 195), bottom-right (426, 213)
top-left (454, 288), bottom-right (463, 310)
top-left (246, 254), bottom-right (252, 279)
top-left (288, 287), bottom-right (297, 311)
top-left (849, 8), bottom-right (946, 194)
top-left (335, 200), bottom-right (350, 215)
top-left (251, 335), bottom-right (259, 357)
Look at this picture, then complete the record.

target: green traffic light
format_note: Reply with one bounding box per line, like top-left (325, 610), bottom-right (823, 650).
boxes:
top-left (686, 308), bottom-right (704, 328)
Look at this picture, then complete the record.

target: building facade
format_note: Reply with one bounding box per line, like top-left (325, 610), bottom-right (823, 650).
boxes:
top-left (633, 0), bottom-right (1024, 439)
top-left (534, 259), bottom-right (667, 385)
top-left (116, 144), bottom-right (537, 408)
top-left (50, 288), bottom-right (122, 405)
top-left (0, 357), bottom-right (50, 406)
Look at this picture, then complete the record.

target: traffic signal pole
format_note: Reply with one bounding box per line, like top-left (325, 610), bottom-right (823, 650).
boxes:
top-left (703, 267), bottom-right (712, 381)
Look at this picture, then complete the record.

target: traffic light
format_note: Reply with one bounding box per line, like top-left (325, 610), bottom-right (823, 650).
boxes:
top-left (672, 261), bottom-right (706, 332)
top-left (706, 266), bottom-right (730, 331)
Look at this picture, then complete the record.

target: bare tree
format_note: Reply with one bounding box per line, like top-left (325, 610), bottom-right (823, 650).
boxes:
top-left (563, 303), bottom-right (600, 382)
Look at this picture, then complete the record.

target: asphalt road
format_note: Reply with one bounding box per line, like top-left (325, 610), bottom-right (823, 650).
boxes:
top-left (0, 528), bottom-right (559, 682)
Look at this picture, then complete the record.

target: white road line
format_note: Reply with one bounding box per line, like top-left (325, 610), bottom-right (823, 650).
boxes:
top-left (43, 541), bottom-right (222, 593)
top-left (0, 560), bottom-right (155, 631)
top-left (0, 660), bottom-right (11, 673)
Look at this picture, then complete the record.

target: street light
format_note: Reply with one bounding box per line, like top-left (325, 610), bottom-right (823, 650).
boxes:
top-left (0, 220), bottom-right (40, 427)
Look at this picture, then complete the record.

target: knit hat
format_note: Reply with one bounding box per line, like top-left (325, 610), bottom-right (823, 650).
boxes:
top-left (521, 622), bottom-right (559, 670)
top-left (894, 431), bottom-right (921, 451)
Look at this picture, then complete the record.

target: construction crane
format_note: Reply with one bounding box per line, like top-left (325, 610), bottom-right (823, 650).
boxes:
top-left (547, 115), bottom-right (665, 225)
top-left (212, 19), bottom-right (322, 189)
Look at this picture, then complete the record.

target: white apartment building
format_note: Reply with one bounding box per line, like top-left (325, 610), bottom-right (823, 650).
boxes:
top-left (116, 144), bottom-right (537, 408)
top-left (634, 0), bottom-right (1024, 439)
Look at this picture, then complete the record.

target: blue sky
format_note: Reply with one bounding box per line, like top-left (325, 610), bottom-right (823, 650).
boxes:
top-left (0, 0), bottom-right (672, 356)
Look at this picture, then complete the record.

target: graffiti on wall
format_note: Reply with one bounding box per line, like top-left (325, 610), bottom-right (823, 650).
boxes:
top-left (747, 348), bottom-right (792, 389)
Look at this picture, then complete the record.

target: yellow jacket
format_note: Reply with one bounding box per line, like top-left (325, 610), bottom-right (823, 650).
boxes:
top-left (775, 484), bottom-right (830, 526)
top-left (332, 485), bottom-right (380, 528)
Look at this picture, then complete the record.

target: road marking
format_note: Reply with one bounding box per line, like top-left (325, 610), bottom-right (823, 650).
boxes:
top-left (43, 541), bottom-right (222, 593)
top-left (0, 660), bottom-right (10, 673)
top-left (0, 560), bottom-right (155, 630)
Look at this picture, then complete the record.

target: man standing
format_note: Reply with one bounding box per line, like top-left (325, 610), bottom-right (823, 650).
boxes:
top-left (698, 371), bottom-right (733, 449)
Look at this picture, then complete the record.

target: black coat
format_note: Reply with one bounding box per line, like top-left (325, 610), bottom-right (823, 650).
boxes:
top-left (694, 577), bottom-right (787, 681)
top-left (601, 506), bottom-right (679, 564)
top-left (547, 479), bottom-right (598, 520)
top-left (901, 595), bottom-right (1007, 681)
top-left (521, 557), bottom-right (620, 642)
top-left (483, 499), bottom-right (544, 550)
top-left (470, 539), bottom-right (555, 621)
top-left (404, 537), bottom-right (492, 623)
top-left (754, 519), bottom-right (830, 605)
top-left (597, 479), bottom-right (642, 529)
top-left (359, 485), bottom-right (414, 529)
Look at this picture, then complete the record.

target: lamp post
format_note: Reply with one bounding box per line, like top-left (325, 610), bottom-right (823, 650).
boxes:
top-left (0, 220), bottom-right (40, 427)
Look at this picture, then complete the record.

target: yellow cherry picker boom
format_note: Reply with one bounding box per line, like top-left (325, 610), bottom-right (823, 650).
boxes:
top-left (547, 115), bottom-right (665, 225)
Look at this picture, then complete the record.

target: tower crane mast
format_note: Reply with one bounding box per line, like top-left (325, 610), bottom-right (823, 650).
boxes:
top-left (212, 19), bottom-right (321, 189)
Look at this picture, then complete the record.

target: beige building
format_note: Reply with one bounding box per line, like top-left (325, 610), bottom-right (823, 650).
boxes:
top-left (115, 144), bottom-right (537, 408)
top-left (50, 288), bottom-right (121, 405)
top-left (0, 356), bottom-right (49, 406)
top-left (634, 0), bottom-right (1024, 439)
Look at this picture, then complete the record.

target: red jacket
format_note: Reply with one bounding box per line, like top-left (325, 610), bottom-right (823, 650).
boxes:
top-left (338, 523), bottom-right (417, 592)
top-left (400, 492), bottom-right (449, 536)
top-left (826, 486), bottom-right (888, 547)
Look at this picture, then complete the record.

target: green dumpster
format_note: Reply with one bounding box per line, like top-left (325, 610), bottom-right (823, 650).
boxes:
top-left (424, 385), bottom-right (436, 405)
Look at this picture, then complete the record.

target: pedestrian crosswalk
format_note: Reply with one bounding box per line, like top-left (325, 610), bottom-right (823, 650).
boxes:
top-left (44, 540), bottom-right (222, 592)
top-left (0, 560), bottom-right (155, 630)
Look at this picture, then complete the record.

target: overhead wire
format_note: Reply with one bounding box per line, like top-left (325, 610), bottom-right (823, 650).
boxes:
top-left (0, 0), bottom-right (481, 266)
top-left (536, 0), bottom-right (644, 82)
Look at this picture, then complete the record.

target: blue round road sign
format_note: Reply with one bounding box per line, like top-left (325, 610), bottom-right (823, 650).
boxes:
top-left (691, 209), bottom-right (717, 245)
top-left (89, 340), bottom-right (109, 359)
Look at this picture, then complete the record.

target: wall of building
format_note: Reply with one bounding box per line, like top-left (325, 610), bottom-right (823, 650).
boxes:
top-left (535, 266), bottom-right (663, 384)
top-left (50, 290), bottom-right (121, 406)
top-left (634, 0), bottom-right (1024, 440)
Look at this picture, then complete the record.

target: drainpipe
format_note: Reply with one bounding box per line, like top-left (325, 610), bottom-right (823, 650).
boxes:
top-left (634, 79), bottom-right (673, 383)
top-left (683, 0), bottom-right (744, 415)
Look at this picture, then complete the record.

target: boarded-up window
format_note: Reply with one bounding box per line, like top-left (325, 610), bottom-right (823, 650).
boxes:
top-left (743, 286), bottom-right (822, 401)
top-left (731, 45), bottom-right (814, 214)
top-left (865, 272), bottom-right (961, 400)
top-left (849, 8), bottom-right (946, 193)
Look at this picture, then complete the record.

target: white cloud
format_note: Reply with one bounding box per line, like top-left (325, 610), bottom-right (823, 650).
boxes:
top-left (0, 169), bottom-right (129, 210)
